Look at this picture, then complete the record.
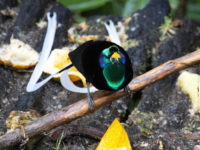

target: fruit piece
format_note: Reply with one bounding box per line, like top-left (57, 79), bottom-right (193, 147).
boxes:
top-left (6, 110), bottom-right (40, 130)
top-left (43, 48), bottom-right (87, 87)
top-left (68, 21), bottom-right (110, 44)
top-left (178, 71), bottom-right (200, 114)
top-left (96, 118), bottom-right (132, 150)
top-left (0, 38), bottom-right (39, 69)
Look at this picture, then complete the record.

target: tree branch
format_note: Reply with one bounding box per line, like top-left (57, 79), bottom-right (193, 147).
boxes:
top-left (0, 50), bottom-right (200, 149)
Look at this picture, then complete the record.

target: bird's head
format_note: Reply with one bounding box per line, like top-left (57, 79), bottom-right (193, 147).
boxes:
top-left (99, 45), bottom-right (125, 67)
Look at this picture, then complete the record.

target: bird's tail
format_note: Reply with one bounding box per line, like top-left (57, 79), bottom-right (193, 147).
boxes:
top-left (26, 12), bottom-right (73, 92)
top-left (26, 63), bottom-right (73, 92)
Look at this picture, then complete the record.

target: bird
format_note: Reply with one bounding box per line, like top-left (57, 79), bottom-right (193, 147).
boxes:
top-left (67, 40), bottom-right (133, 110)
top-left (26, 14), bottom-right (132, 111)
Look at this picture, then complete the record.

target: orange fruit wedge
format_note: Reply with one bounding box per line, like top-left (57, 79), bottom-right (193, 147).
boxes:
top-left (96, 118), bottom-right (132, 150)
top-left (43, 48), bottom-right (86, 87)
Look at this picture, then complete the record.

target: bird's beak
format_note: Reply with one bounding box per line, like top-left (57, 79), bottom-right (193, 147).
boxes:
top-left (111, 52), bottom-right (120, 59)
top-left (110, 52), bottom-right (120, 63)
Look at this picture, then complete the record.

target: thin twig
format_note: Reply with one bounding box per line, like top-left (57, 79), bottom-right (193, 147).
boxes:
top-left (49, 124), bottom-right (105, 140)
top-left (0, 50), bottom-right (200, 149)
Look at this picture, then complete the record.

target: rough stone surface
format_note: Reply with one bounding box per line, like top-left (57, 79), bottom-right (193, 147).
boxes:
top-left (126, 17), bottom-right (200, 150)
top-left (126, 0), bottom-right (170, 76)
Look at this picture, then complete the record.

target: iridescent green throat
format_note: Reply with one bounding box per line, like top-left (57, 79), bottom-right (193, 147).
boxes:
top-left (103, 64), bottom-right (125, 90)
top-left (99, 45), bottom-right (126, 90)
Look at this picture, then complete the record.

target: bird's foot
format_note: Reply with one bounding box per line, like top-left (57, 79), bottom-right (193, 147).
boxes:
top-left (87, 93), bottom-right (95, 112)
top-left (124, 85), bottom-right (131, 94)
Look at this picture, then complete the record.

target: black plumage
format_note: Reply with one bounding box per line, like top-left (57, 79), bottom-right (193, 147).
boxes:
top-left (69, 40), bottom-right (133, 91)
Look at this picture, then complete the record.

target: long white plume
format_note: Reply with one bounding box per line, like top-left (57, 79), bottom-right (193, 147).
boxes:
top-left (104, 20), bottom-right (121, 46)
top-left (27, 15), bottom-right (120, 94)
top-left (26, 12), bottom-right (57, 92)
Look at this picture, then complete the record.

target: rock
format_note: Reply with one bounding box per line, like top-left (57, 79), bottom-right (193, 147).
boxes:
top-left (127, 0), bottom-right (170, 76)
top-left (0, 0), bottom-right (18, 10)
top-left (14, 0), bottom-right (52, 30)
top-left (7, 0), bottom-right (73, 52)
top-left (126, 16), bottom-right (200, 150)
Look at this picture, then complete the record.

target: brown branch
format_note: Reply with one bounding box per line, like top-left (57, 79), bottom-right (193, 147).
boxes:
top-left (49, 124), bottom-right (105, 140)
top-left (0, 50), bottom-right (200, 149)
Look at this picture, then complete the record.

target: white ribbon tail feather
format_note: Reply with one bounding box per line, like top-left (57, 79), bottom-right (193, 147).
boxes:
top-left (60, 69), bottom-right (98, 93)
top-left (26, 12), bottom-right (57, 92)
top-left (27, 13), bottom-right (120, 94)
top-left (104, 20), bottom-right (121, 46)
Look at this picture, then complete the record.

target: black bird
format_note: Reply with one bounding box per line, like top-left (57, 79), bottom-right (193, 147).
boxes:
top-left (63, 40), bottom-right (133, 110)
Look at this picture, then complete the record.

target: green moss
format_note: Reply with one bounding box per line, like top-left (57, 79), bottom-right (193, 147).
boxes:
top-left (151, 48), bottom-right (156, 55)
top-left (183, 118), bottom-right (199, 132)
top-left (125, 26), bottom-right (129, 30)
top-left (131, 109), bottom-right (159, 135)
top-left (121, 39), bottom-right (139, 51)
top-left (196, 45), bottom-right (200, 50)
top-left (138, 63), bottom-right (147, 75)
top-left (158, 16), bottom-right (176, 42)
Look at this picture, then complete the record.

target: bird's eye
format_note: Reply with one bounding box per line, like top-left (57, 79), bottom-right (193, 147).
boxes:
top-left (109, 47), bottom-right (116, 53)
top-left (111, 52), bottom-right (121, 59)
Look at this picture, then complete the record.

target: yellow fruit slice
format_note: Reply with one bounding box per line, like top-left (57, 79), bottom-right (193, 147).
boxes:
top-left (96, 118), bottom-right (132, 150)
top-left (43, 48), bottom-right (71, 79)
top-left (0, 38), bottom-right (39, 69)
top-left (68, 66), bottom-right (87, 87)
top-left (43, 48), bottom-right (87, 87)
top-left (178, 71), bottom-right (200, 114)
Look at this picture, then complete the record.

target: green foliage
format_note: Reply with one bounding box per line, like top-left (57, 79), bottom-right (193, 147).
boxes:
top-left (169, 0), bottom-right (179, 10)
top-left (55, 135), bottom-right (63, 150)
top-left (55, 132), bottom-right (66, 150)
top-left (57, 0), bottom-right (111, 13)
top-left (159, 16), bottom-right (173, 31)
top-left (122, 0), bottom-right (149, 17)
top-left (57, 0), bottom-right (149, 17)
top-left (57, 0), bottom-right (150, 23)
top-left (43, 132), bottom-right (67, 150)
top-left (169, 0), bottom-right (179, 17)
top-left (186, 0), bottom-right (200, 22)
top-left (159, 16), bottom-right (176, 41)
top-left (169, 0), bottom-right (200, 22)
top-left (57, 0), bottom-right (200, 23)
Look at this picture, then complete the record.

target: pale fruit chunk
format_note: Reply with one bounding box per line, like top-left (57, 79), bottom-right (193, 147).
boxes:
top-left (0, 38), bottom-right (39, 69)
top-left (178, 71), bottom-right (200, 114)
top-left (68, 21), bottom-right (110, 44)
top-left (43, 48), bottom-right (87, 87)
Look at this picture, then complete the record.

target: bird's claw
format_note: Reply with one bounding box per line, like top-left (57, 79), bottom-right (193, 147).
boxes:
top-left (87, 94), bottom-right (95, 112)
top-left (124, 85), bottom-right (131, 94)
